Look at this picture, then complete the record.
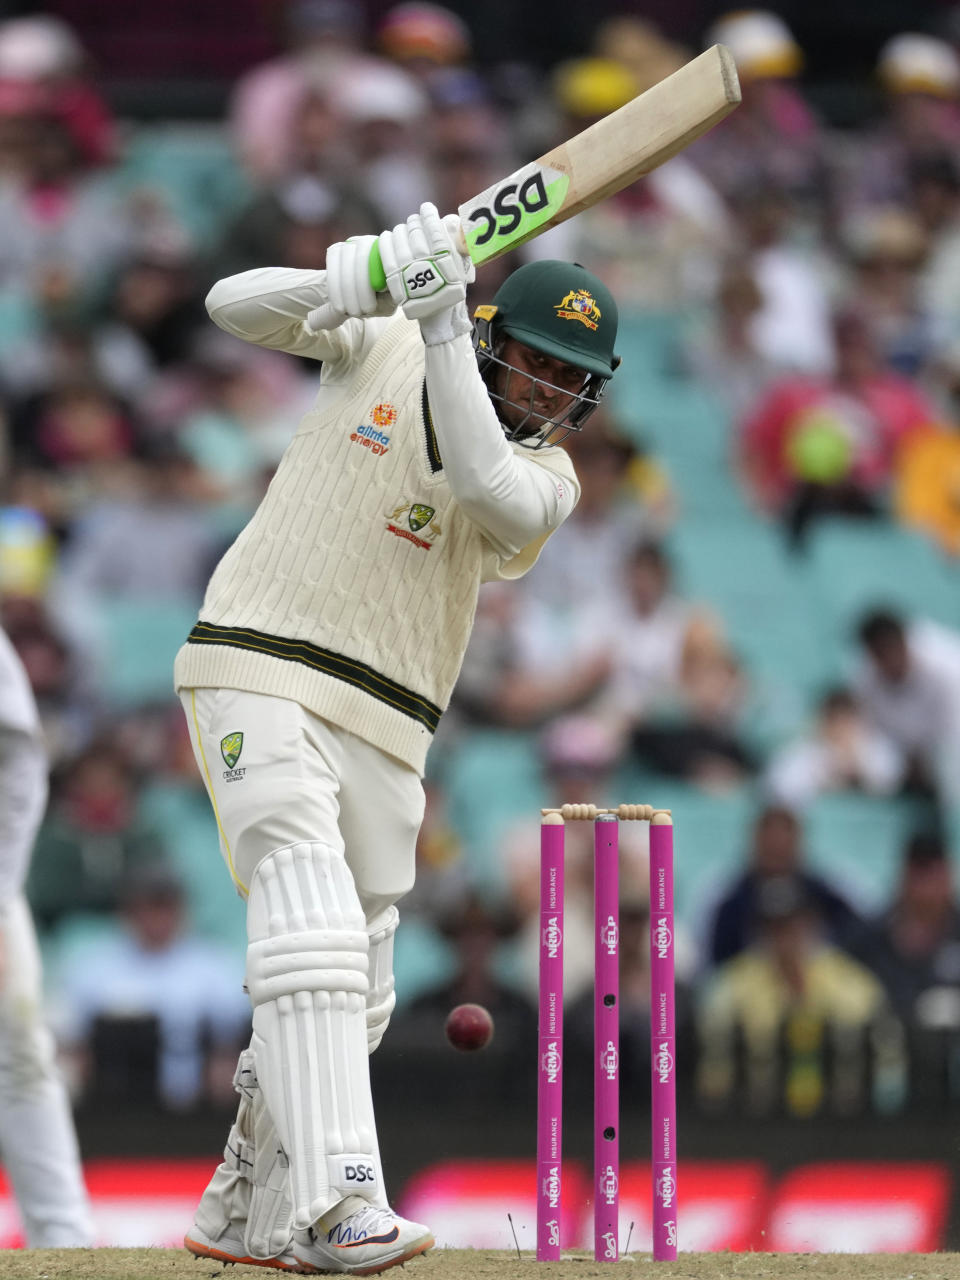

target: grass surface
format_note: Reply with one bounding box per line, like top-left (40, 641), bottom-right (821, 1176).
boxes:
top-left (0, 1250), bottom-right (958, 1280)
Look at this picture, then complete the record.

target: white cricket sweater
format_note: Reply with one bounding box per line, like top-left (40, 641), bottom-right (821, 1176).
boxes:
top-left (174, 272), bottom-right (579, 774)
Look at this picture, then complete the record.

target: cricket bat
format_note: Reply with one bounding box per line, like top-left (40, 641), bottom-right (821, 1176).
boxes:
top-left (310, 44), bottom-right (739, 325)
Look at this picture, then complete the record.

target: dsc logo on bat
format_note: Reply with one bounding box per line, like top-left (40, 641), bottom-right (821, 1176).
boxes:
top-left (460, 162), bottom-right (569, 259)
top-left (467, 172), bottom-right (550, 245)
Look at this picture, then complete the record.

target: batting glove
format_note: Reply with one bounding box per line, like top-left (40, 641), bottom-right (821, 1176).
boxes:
top-left (378, 202), bottom-right (476, 344)
top-left (321, 234), bottom-right (398, 324)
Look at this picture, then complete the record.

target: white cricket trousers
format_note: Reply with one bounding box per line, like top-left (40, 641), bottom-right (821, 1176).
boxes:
top-left (180, 688), bottom-right (425, 917)
top-left (0, 895), bottom-right (94, 1246)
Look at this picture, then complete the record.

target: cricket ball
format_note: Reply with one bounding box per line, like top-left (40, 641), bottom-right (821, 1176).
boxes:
top-left (445, 1002), bottom-right (494, 1052)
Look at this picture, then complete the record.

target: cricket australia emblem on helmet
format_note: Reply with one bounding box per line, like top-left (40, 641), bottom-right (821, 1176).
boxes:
top-left (555, 289), bottom-right (601, 330)
top-left (220, 732), bottom-right (243, 768)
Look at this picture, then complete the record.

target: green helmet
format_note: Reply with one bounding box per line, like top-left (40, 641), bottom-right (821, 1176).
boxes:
top-left (490, 260), bottom-right (619, 378)
top-left (473, 260), bottom-right (620, 448)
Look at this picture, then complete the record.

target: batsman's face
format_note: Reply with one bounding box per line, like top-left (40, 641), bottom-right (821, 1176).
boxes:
top-left (495, 338), bottom-right (587, 431)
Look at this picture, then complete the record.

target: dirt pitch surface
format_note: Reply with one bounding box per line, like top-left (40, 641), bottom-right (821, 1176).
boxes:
top-left (0, 1250), bottom-right (958, 1280)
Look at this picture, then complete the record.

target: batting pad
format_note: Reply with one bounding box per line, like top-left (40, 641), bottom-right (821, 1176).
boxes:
top-left (247, 842), bottom-right (379, 1229)
top-left (366, 906), bottom-right (399, 1054)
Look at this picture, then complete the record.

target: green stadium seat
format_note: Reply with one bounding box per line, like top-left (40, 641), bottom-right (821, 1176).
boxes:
top-left (805, 521), bottom-right (960, 645)
top-left (96, 597), bottom-right (199, 707)
top-left (801, 792), bottom-right (919, 915)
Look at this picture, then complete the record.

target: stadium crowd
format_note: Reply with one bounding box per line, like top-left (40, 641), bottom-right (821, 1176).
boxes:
top-left (2, 1), bottom-right (960, 1119)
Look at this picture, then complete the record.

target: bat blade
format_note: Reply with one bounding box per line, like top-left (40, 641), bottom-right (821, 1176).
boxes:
top-left (457, 44), bottom-right (740, 266)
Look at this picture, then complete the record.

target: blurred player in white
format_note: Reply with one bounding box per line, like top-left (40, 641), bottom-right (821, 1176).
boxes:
top-left (175, 204), bottom-right (620, 1273)
top-left (0, 625), bottom-right (94, 1246)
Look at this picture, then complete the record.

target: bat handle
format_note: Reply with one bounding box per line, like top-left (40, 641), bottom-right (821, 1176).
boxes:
top-left (367, 220), bottom-right (467, 291)
top-left (308, 219), bottom-right (467, 331)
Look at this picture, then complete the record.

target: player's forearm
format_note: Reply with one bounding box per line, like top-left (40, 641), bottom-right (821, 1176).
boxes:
top-left (424, 335), bottom-right (576, 553)
top-left (205, 267), bottom-right (380, 360)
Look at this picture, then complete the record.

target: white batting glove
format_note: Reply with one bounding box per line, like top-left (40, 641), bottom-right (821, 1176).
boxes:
top-left (378, 202), bottom-right (475, 345)
top-left (322, 234), bottom-right (397, 324)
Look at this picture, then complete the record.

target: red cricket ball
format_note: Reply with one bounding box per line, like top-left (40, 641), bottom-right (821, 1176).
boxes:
top-left (444, 1002), bottom-right (495, 1052)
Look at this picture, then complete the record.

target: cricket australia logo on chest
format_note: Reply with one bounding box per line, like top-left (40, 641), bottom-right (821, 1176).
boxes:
top-left (351, 401), bottom-right (396, 457)
top-left (386, 501), bottom-right (442, 550)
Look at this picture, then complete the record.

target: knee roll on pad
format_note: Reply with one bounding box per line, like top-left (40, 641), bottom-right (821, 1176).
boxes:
top-left (247, 843), bottom-right (381, 1229)
top-left (365, 906), bottom-right (398, 1054)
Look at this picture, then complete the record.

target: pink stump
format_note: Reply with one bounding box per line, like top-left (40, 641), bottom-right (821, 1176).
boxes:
top-left (594, 815), bottom-right (620, 1261)
top-left (537, 814), bottom-right (565, 1260)
top-left (649, 815), bottom-right (677, 1260)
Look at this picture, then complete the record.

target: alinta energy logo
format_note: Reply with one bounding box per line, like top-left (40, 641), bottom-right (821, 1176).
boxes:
top-left (351, 402), bottom-right (396, 457)
top-left (555, 288), bottom-right (601, 330)
top-left (385, 501), bottom-right (443, 550)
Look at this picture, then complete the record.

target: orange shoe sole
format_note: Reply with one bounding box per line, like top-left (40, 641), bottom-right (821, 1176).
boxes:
top-left (184, 1232), bottom-right (302, 1272)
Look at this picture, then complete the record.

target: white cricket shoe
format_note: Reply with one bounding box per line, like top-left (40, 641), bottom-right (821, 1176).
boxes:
top-left (293, 1201), bottom-right (434, 1275)
top-left (184, 1222), bottom-right (303, 1272)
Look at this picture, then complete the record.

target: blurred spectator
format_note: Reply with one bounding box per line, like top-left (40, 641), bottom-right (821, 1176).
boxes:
top-left (53, 865), bottom-right (250, 1110)
top-left (174, 330), bottom-right (312, 515)
top-left (707, 804), bottom-right (862, 966)
top-left (764, 686), bottom-right (907, 808)
top-left (725, 179), bottom-right (835, 377)
top-left (739, 308), bottom-right (938, 549)
top-left (696, 874), bottom-right (889, 1117)
top-left (228, 0), bottom-right (380, 182)
top-left (840, 35), bottom-right (960, 220)
top-left (49, 434), bottom-right (222, 611)
top-left (681, 261), bottom-right (786, 421)
top-left (850, 832), bottom-right (960, 1027)
top-left (447, 581), bottom-right (612, 733)
top-left (607, 539), bottom-right (723, 729)
top-left (894, 414), bottom-right (960, 555)
top-left (853, 607), bottom-right (960, 804)
top-left (8, 376), bottom-right (142, 539)
top-left (376, 3), bottom-right (472, 88)
top-left (0, 15), bottom-right (115, 169)
top-left (0, 86), bottom-right (134, 313)
top-left (501, 714), bottom-right (657, 1002)
top-left (841, 206), bottom-right (934, 377)
top-left (26, 740), bottom-right (168, 933)
top-left (688, 11), bottom-right (829, 226)
top-left (912, 151), bottom-right (960, 349)
top-left (513, 418), bottom-right (670, 673)
top-left (629, 639), bottom-right (757, 792)
top-left (214, 83), bottom-right (382, 278)
top-left (335, 61), bottom-right (432, 226)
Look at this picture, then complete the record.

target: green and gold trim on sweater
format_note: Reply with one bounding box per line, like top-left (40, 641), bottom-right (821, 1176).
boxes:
top-left (184, 621), bottom-right (442, 733)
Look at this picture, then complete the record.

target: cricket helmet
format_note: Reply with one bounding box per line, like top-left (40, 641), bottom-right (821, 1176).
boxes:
top-left (473, 259), bottom-right (620, 448)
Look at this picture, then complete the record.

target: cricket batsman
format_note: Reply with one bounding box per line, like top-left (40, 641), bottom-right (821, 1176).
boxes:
top-left (176, 203), bottom-right (619, 1273)
top-left (0, 626), bottom-right (94, 1246)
